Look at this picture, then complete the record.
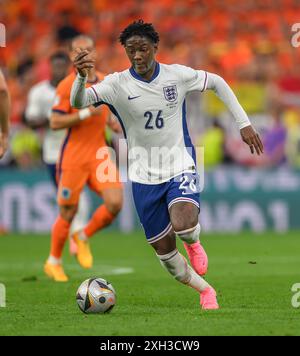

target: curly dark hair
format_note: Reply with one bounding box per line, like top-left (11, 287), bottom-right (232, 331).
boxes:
top-left (119, 19), bottom-right (159, 46)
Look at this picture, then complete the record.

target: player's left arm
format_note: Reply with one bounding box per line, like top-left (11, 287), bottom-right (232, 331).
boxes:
top-left (206, 73), bottom-right (264, 155)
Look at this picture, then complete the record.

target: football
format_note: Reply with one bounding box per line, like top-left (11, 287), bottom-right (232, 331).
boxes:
top-left (76, 278), bottom-right (116, 314)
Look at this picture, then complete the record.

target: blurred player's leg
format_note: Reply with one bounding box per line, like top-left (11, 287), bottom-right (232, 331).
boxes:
top-left (71, 203), bottom-right (115, 269)
top-left (152, 231), bottom-right (218, 310)
top-left (71, 190), bottom-right (122, 268)
top-left (52, 169), bottom-right (88, 269)
top-left (44, 206), bottom-right (77, 282)
top-left (69, 191), bottom-right (90, 255)
top-left (83, 205), bottom-right (115, 238)
top-left (44, 163), bottom-right (80, 256)
top-left (71, 166), bottom-right (123, 269)
top-left (85, 188), bottom-right (122, 235)
top-left (70, 191), bottom-right (90, 233)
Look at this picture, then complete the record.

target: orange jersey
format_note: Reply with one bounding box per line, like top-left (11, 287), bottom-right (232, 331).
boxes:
top-left (53, 71), bottom-right (109, 170)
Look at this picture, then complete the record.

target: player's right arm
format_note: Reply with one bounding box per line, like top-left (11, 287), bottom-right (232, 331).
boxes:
top-left (70, 49), bottom-right (118, 109)
top-left (0, 70), bottom-right (10, 159)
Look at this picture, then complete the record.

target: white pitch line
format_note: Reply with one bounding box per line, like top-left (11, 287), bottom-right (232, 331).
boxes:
top-left (0, 263), bottom-right (134, 277)
top-left (67, 266), bottom-right (135, 275)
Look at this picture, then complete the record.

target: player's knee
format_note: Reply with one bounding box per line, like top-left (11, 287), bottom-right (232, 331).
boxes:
top-left (59, 205), bottom-right (78, 223)
top-left (175, 223), bottom-right (201, 244)
top-left (171, 209), bottom-right (198, 233)
top-left (172, 214), bottom-right (198, 233)
top-left (106, 197), bottom-right (123, 216)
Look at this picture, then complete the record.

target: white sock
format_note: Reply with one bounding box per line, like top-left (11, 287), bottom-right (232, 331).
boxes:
top-left (175, 223), bottom-right (201, 245)
top-left (78, 230), bottom-right (87, 241)
top-left (187, 266), bottom-right (209, 292)
top-left (48, 255), bottom-right (62, 265)
top-left (70, 191), bottom-right (90, 233)
top-left (157, 249), bottom-right (209, 292)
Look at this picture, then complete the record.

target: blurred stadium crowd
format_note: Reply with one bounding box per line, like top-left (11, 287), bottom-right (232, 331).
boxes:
top-left (1, 0), bottom-right (300, 170)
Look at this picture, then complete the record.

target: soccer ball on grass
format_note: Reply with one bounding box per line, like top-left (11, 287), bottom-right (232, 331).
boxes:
top-left (76, 278), bottom-right (116, 314)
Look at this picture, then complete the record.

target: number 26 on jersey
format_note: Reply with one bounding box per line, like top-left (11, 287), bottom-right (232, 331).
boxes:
top-left (144, 110), bottom-right (164, 130)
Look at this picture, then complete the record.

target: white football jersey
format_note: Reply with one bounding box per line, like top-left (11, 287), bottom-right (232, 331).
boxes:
top-left (87, 63), bottom-right (208, 184)
top-left (25, 80), bottom-right (65, 164)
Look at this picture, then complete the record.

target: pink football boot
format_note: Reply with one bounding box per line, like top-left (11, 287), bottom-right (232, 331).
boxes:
top-left (200, 287), bottom-right (219, 310)
top-left (184, 241), bottom-right (208, 276)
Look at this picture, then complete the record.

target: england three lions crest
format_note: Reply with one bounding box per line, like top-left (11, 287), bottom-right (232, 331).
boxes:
top-left (163, 85), bottom-right (178, 102)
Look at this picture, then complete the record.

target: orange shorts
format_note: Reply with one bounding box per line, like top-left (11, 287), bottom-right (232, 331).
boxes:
top-left (57, 159), bottom-right (122, 206)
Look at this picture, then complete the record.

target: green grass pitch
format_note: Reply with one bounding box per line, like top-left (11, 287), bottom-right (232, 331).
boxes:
top-left (0, 230), bottom-right (299, 336)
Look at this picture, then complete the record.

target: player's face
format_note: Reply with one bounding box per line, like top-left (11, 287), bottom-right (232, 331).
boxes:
top-left (50, 58), bottom-right (70, 82)
top-left (70, 38), bottom-right (96, 63)
top-left (125, 36), bottom-right (157, 76)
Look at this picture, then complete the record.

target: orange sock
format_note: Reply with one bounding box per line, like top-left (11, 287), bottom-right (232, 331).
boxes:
top-left (84, 205), bottom-right (115, 238)
top-left (50, 215), bottom-right (71, 259)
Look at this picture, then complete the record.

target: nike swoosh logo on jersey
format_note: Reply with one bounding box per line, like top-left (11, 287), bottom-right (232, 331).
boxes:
top-left (128, 95), bottom-right (141, 100)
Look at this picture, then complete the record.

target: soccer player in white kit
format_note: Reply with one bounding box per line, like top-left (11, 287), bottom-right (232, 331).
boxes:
top-left (25, 52), bottom-right (70, 184)
top-left (70, 20), bottom-right (264, 310)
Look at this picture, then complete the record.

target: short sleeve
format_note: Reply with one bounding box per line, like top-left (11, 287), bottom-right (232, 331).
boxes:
top-left (52, 82), bottom-right (72, 114)
top-left (178, 65), bottom-right (208, 93)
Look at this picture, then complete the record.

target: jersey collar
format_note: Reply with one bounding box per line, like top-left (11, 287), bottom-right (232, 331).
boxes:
top-left (129, 62), bottom-right (160, 83)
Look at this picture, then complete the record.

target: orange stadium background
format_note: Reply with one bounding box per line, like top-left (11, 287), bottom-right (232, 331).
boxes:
top-left (0, 0), bottom-right (300, 233)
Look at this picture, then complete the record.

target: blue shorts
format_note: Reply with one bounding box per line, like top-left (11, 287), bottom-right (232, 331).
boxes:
top-left (46, 163), bottom-right (58, 188)
top-left (132, 172), bottom-right (200, 244)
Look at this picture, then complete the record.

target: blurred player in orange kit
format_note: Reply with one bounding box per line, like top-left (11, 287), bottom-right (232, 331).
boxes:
top-left (44, 35), bottom-right (123, 282)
